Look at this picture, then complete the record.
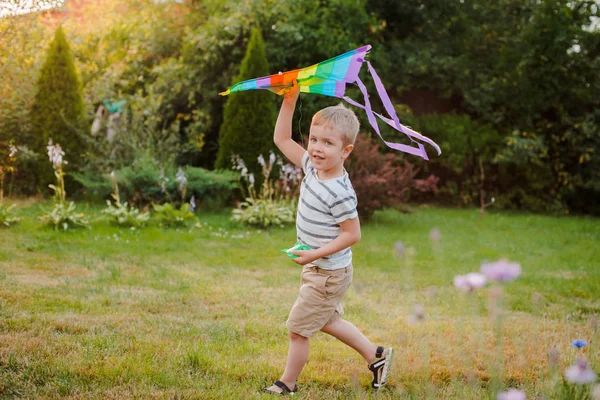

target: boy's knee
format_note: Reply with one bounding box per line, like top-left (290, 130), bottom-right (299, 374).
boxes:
top-left (288, 331), bottom-right (307, 341)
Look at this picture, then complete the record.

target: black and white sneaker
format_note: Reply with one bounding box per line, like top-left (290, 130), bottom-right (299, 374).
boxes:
top-left (368, 346), bottom-right (393, 390)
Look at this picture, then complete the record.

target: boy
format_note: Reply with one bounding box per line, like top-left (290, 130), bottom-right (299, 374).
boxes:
top-left (262, 82), bottom-right (393, 395)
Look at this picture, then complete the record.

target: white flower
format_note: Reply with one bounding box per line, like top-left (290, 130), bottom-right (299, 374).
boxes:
top-left (248, 173), bottom-right (255, 185)
top-left (454, 273), bottom-right (487, 292)
top-left (257, 154), bottom-right (266, 168)
top-left (497, 389), bottom-right (526, 400)
top-left (175, 167), bottom-right (187, 190)
top-left (269, 152), bottom-right (276, 166)
top-left (8, 144), bottom-right (17, 158)
top-left (46, 140), bottom-right (66, 169)
top-left (564, 358), bottom-right (597, 384)
top-left (190, 195), bottom-right (196, 212)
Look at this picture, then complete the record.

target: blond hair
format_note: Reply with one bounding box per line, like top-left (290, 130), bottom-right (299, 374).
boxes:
top-left (311, 103), bottom-right (359, 146)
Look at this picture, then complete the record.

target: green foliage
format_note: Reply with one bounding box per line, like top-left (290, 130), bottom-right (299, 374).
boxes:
top-left (0, 204), bottom-right (21, 227)
top-left (408, 113), bottom-right (504, 206)
top-left (28, 26), bottom-right (87, 192)
top-left (39, 202), bottom-right (90, 231)
top-left (152, 202), bottom-right (196, 228)
top-left (346, 134), bottom-right (438, 220)
top-left (102, 195), bottom-right (150, 228)
top-left (73, 159), bottom-right (240, 209)
top-left (214, 28), bottom-right (277, 184)
top-left (230, 152), bottom-right (299, 228)
top-left (371, 0), bottom-right (600, 214)
top-left (232, 197), bottom-right (296, 228)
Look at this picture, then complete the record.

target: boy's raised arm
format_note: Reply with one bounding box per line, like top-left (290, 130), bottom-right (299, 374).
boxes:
top-left (274, 82), bottom-right (305, 168)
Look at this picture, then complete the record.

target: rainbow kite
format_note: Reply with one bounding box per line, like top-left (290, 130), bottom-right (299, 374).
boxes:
top-left (219, 45), bottom-right (441, 160)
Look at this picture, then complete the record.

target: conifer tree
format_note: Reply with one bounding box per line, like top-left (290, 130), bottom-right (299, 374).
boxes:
top-left (215, 28), bottom-right (276, 182)
top-left (28, 25), bottom-right (87, 192)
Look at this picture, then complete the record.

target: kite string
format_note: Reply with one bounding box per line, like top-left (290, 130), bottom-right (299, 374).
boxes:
top-left (298, 96), bottom-right (304, 149)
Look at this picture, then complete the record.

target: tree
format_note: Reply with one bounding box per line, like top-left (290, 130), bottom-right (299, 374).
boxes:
top-left (28, 25), bottom-right (87, 192)
top-left (214, 27), bottom-right (277, 182)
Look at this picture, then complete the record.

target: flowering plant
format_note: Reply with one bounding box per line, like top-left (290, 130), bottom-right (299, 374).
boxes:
top-left (39, 140), bottom-right (89, 230)
top-left (0, 143), bottom-right (20, 227)
top-left (102, 171), bottom-right (150, 228)
top-left (152, 167), bottom-right (196, 228)
top-left (231, 152), bottom-right (300, 228)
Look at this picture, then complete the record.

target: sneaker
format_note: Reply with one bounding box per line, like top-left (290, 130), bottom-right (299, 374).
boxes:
top-left (368, 346), bottom-right (393, 390)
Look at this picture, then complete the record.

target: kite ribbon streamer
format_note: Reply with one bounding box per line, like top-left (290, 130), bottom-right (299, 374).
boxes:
top-left (219, 45), bottom-right (441, 160)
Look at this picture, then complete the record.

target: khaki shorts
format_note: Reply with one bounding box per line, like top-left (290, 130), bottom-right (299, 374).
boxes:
top-left (286, 264), bottom-right (353, 338)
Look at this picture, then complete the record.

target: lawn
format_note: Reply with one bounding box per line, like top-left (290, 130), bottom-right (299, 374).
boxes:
top-left (0, 200), bottom-right (599, 399)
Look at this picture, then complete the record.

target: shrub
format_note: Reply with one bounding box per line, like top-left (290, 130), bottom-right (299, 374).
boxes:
top-left (28, 26), bottom-right (87, 193)
top-left (102, 172), bottom-right (150, 228)
top-left (73, 157), bottom-right (240, 209)
top-left (0, 204), bottom-right (20, 227)
top-left (231, 153), bottom-right (299, 228)
top-left (412, 113), bottom-right (504, 207)
top-left (214, 27), bottom-right (277, 187)
top-left (346, 135), bottom-right (439, 220)
top-left (40, 202), bottom-right (89, 231)
top-left (152, 203), bottom-right (196, 228)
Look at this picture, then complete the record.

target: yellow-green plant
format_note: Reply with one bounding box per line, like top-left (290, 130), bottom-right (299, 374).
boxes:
top-left (231, 152), bottom-right (300, 228)
top-left (102, 171), bottom-right (150, 228)
top-left (0, 143), bottom-right (20, 227)
top-left (152, 167), bottom-right (196, 228)
top-left (39, 140), bottom-right (89, 230)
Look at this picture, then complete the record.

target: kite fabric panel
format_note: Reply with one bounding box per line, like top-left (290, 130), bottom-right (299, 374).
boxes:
top-left (219, 45), bottom-right (441, 160)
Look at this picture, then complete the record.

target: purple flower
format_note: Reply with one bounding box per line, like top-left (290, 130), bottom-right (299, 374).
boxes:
top-left (480, 259), bottom-right (521, 282)
top-left (572, 339), bottom-right (587, 349)
top-left (429, 228), bottom-right (441, 243)
top-left (497, 389), bottom-right (526, 400)
top-left (564, 358), bottom-right (597, 384)
top-left (454, 273), bottom-right (487, 292)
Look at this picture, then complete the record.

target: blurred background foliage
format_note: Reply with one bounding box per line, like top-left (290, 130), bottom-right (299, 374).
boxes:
top-left (0, 0), bottom-right (598, 214)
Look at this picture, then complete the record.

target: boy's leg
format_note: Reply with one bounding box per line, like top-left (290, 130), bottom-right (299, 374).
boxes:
top-left (320, 319), bottom-right (380, 363)
top-left (321, 318), bottom-right (393, 390)
top-left (264, 331), bottom-right (309, 394)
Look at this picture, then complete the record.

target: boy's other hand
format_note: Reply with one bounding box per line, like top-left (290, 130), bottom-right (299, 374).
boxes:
top-left (283, 80), bottom-right (300, 103)
top-left (290, 249), bottom-right (318, 265)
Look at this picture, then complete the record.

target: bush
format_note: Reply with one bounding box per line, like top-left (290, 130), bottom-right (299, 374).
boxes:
top-left (346, 135), bottom-right (438, 220)
top-left (152, 202), bottom-right (196, 228)
top-left (0, 204), bottom-right (20, 227)
top-left (73, 157), bottom-right (240, 209)
top-left (28, 26), bottom-right (87, 193)
top-left (230, 152), bottom-right (299, 228)
top-left (214, 27), bottom-right (277, 187)
top-left (103, 196), bottom-right (150, 228)
top-left (39, 202), bottom-right (89, 231)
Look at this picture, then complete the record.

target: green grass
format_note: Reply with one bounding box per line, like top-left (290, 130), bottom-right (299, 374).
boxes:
top-left (0, 199), bottom-right (599, 399)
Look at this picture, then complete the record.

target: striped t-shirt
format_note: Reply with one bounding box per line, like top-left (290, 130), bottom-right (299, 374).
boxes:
top-left (296, 151), bottom-right (359, 270)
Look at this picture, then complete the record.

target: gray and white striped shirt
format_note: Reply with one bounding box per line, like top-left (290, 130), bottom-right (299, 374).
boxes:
top-left (296, 151), bottom-right (358, 270)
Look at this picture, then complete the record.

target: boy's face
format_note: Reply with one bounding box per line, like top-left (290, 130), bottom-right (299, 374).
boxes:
top-left (307, 124), bottom-right (354, 173)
